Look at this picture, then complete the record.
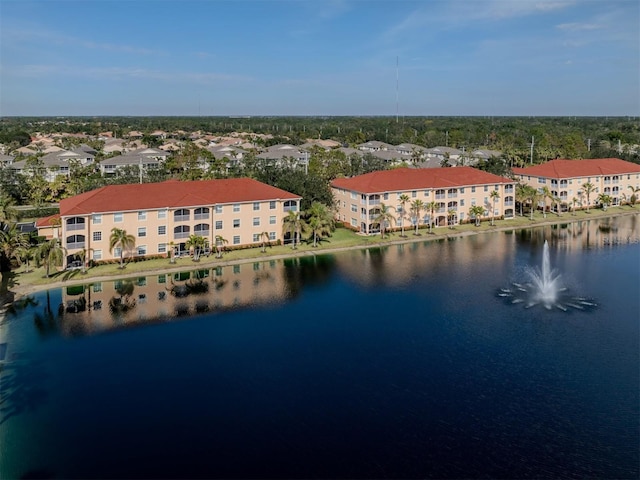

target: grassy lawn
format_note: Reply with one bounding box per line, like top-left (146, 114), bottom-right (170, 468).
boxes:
top-left (8, 204), bottom-right (638, 292)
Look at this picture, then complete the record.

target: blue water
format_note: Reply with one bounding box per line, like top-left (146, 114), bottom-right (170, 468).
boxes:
top-left (1, 216), bottom-right (639, 479)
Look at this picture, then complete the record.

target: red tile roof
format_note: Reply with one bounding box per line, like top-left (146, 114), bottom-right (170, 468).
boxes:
top-left (59, 178), bottom-right (301, 216)
top-left (35, 213), bottom-right (60, 228)
top-left (330, 167), bottom-right (513, 194)
top-left (512, 158), bottom-right (640, 179)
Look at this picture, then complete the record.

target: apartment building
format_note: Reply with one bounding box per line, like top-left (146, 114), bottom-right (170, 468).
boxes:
top-left (513, 158), bottom-right (640, 210)
top-left (331, 166), bottom-right (515, 233)
top-left (39, 178), bottom-right (301, 267)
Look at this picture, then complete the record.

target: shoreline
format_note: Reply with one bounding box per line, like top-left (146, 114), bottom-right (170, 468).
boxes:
top-left (2, 210), bottom-right (639, 305)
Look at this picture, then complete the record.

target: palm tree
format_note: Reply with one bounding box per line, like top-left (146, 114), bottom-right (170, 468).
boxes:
top-left (527, 187), bottom-right (540, 220)
top-left (214, 235), bottom-right (228, 258)
top-left (168, 241), bottom-right (176, 263)
top-left (469, 205), bottom-right (485, 226)
top-left (411, 199), bottom-right (425, 235)
top-left (283, 210), bottom-right (302, 249)
top-left (515, 183), bottom-right (529, 217)
top-left (424, 201), bottom-right (437, 233)
top-left (571, 197), bottom-right (578, 215)
top-left (372, 203), bottom-right (396, 239)
top-left (186, 234), bottom-right (206, 261)
top-left (0, 193), bottom-right (17, 227)
top-left (597, 193), bottom-right (612, 211)
top-left (398, 194), bottom-right (410, 237)
top-left (447, 208), bottom-right (457, 229)
top-left (14, 245), bottom-right (36, 272)
top-left (306, 202), bottom-right (333, 247)
top-left (36, 238), bottom-right (66, 277)
top-left (540, 186), bottom-right (553, 218)
top-left (109, 227), bottom-right (136, 269)
top-left (259, 231), bottom-right (270, 253)
top-left (489, 190), bottom-right (500, 225)
top-left (581, 182), bottom-right (596, 212)
top-left (627, 185), bottom-right (640, 206)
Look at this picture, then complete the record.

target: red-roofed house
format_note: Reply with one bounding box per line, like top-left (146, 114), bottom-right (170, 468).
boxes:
top-left (40, 178), bottom-right (301, 267)
top-left (330, 167), bottom-right (515, 233)
top-left (513, 158), bottom-right (640, 210)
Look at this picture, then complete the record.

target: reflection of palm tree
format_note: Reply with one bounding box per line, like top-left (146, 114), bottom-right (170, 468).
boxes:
top-left (109, 280), bottom-right (136, 314)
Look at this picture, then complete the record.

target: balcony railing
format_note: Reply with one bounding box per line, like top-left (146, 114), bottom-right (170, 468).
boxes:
top-left (504, 200), bottom-right (514, 206)
top-left (368, 199), bottom-right (381, 206)
top-left (435, 194), bottom-right (445, 200)
top-left (66, 242), bottom-right (85, 250)
top-left (194, 213), bottom-right (209, 220)
top-left (174, 215), bottom-right (190, 222)
top-left (194, 229), bottom-right (210, 237)
top-left (174, 232), bottom-right (189, 239)
top-left (66, 223), bottom-right (85, 231)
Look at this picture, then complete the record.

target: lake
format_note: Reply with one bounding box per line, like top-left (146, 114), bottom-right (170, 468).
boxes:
top-left (1, 215), bottom-right (639, 479)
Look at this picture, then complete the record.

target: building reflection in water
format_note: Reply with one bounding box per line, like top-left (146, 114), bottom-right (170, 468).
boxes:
top-left (57, 214), bottom-right (638, 336)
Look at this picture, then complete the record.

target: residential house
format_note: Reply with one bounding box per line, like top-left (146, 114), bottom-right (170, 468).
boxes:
top-left (357, 141), bottom-right (394, 152)
top-left (423, 147), bottom-right (463, 166)
top-left (99, 148), bottom-right (169, 176)
top-left (39, 178), bottom-right (302, 268)
top-left (331, 166), bottom-right (515, 234)
top-left (256, 144), bottom-right (309, 169)
top-left (513, 158), bottom-right (640, 210)
top-left (10, 148), bottom-right (95, 181)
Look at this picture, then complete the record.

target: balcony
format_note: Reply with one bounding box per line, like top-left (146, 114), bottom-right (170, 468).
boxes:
top-left (66, 223), bottom-right (85, 231)
top-left (435, 194), bottom-right (445, 200)
top-left (66, 242), bottom-right (85, 250)
top-left (368, 199), bottom-right (381, 206)
top-left (447, 194), bottom-right (458, 199)
top-left (194, 213), bottom-right (209, 220)
top-left (194, 229), bottom-right (210, 237)
top-left (504, 200), bottom-right (514, 206)
top-left (174, 215), bottom-right (190, 222)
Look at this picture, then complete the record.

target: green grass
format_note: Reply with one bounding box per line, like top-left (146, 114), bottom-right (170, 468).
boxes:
top-left (8, 204), bottom-right (639, 292)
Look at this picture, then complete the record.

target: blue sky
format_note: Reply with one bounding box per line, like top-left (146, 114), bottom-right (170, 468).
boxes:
top-left (1, 0), bottom-right (638, 116)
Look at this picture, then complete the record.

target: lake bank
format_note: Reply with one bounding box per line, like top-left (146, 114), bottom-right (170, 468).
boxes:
top-left (2, 208), bottom-right (639, 304)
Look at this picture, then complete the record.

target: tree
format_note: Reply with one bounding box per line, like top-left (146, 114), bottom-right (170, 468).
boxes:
top-left (597, 193), bottom-right (612, 211)
top-left (581, 182), bottom-right (596, 212)
top-left (627, 185), bottom-right (640, 206)
top-left (259, 231), bottom-right (270, 253)
top-left (214, 235), bottom-right (228, 258)
top-left (398, 194), bottom-right (410, 237)
top-left (36, 238), bottom-right (66, 277)
top-left (0, 193), bottom-right (18, 226)
top-left (0, 224), bottom-right (29, 272)
top-left (528, 189), bottom-right (540, 220)
top-left (424, 201), bottom-right (437, 233)
top-left (305, 202), bottom-right (333, 247)
top-left (447, 208), bottom-right (457, 229)
top-left (469, 205), bottom-right (485, 226)
top-left (372, 203), bottom-right (396, 239)
top-left (14, 245), bottom-right (36, 272)
top-left (571, 197), bottom-right (579, 215)
top-left (109, 228), bottom-right (136, 269)
top-left (410, 199), bottom-right (425, 235)
top-left (186, 234), bottom-right (206, 261)
top-left (282, 210), bottom-right (302, 249)
top-left (168, 241), bottom-right (176, 263)
top-left (489, 190), bottom-right (500, 226)
top-left (540, 186), bottom-right (553, 218)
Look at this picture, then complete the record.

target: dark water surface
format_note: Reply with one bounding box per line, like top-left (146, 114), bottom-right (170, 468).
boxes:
top-left (1, 216), bottom-right (639, 479)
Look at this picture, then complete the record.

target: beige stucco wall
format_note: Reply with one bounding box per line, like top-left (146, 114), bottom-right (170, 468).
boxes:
top-left (61, 199), bottom-right (299, 266)
top-left (331, 181), bottom-right (516, 233)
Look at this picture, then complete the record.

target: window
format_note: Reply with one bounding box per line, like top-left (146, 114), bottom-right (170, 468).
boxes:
top-left (158, 243), bottom-right (167, 254)
top-left (269, 216), bottom-right (276, 225)
top-left (351, 218), bottom-right (358, 227)
top-left (158, 225), bottom-right (166, 235)
top-left (158, 274), bottom-right (166, 284)
top-left (93, 283), bottom-right (102, 292)
top-left (253, 202), bottom-right (260, 211)
top-left (194, 207), bottom-right (209, 219)
top-left (194, 223), bottom-right (209, 235)
top-left (233, 265), bottom-right (240, 274)
top-left (174, 225), bottom-right (190, 239)
top-left (137, 246), bottom-right (147, 256)
top-left (233, 219), bottom-right (240, 228)
top-left (138, 227), bottom-right (146, 237)
top-left (215, 205), bottom-right (223, 214)
top-left (114, 212), bottom-right (123, 222)
top-left (424, 190), bottom-right (429, 197)
top-left (459, 188), bottom-right (465, 194)
top-left (233, 235), bottom-right (240, 245)
top-left (136, 277), bottom-right (147, 286)
top-left (93, 231), bottom-right (102, 242)
top-left (158, 209), bottom-right (167, 219)
top-left (269, 232), bottom-right (276, 241)
top-left (412, 191), bottom-right (417, 198)
top-left (215, 220), bottom-right (223, 229)
top-left (484, 185), bottom-right (489, 192)
top-left (174, 209), bottom-right (190, 221)
top-left (253, 217), bottom-right (260, 226)
top-left (233, 203), bottom-right (240, 212)
top-left (138, 211), bottom-right (147, 221)
top-left (383, 193), bottom-right (389, 200)
top-left (93, 249), bottom-right (102, 260)
top-left (471, 187), bottom-right (476, 193)
top-left (351, 204), bottom-right (358, 213)
top-left (270, 201), bottom-right (276, 209)
top-left (113, 247), bottom-right (121, 257)
top-left (284, 200), bottom-right (297, 212)
top-left (92, 214), bottom-right (102, 224)
top-left (253, 233), bottom-right (261, 242)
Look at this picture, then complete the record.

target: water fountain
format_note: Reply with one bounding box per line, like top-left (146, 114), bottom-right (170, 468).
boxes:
top-left (498, 240), bottom-right (597, 311)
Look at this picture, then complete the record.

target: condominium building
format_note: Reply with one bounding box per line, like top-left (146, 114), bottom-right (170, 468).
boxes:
top-left (38, 178), bottom-right (301, 267)
top-left (330, 166), bottom-right (515, 233)
top-left (513, 158), bottom-right (640, 209)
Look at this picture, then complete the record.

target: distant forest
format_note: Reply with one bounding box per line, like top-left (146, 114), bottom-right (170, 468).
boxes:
top-left (1, 116), bottom-right (639, 164)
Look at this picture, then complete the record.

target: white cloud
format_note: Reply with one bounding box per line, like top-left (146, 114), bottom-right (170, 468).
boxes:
top-left (556, 22), bottom-right (603, 31)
